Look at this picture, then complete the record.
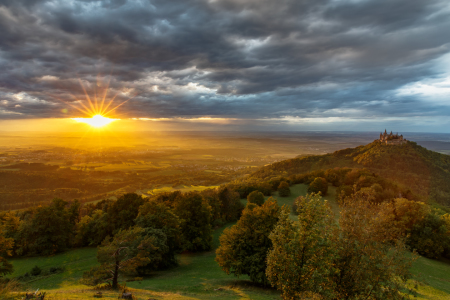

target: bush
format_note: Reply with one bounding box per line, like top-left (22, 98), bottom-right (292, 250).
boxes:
top-left (30, 266), bottom-right (42, 276)
top-left (307, 177), bottom-right (328, 196)
top-left (278, 181), bottom-right (291, 197)
top-left (247, 191), bottom-right (265, 205)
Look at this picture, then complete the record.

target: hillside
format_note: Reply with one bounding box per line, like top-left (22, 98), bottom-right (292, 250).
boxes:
top-left (250, 140), bottom-right (450, 205)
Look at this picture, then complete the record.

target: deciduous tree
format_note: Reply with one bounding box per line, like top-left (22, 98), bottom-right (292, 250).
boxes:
top-left (82, 227), bottom-right (167, 289)
top-left (307, 177), bottom-right (328, 196)
top-left (278, 181), bottom-right (291, 197)
top-left (135, 200), bottom-right (182, 269)
top-left (247, 190), bottom-right (265, 205)
top-left (173, 192), bottom-right (213, 251)
top-left (216, 197), bottom-right (280, 285)
top-left (266, 194), bottom-right (338, 299)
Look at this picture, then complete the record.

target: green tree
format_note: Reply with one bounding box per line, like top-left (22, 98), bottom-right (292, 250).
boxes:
top-left (82, 227), bottom-right (167, 289)
top-left (407, 211), bottom-right (450, 259)
top-left (217, 187), bottom-right (244, 222)
top-left (247, 190), bottom-right (265, 206)
top-left (173, 192), bottom-right (213, 252)
top-left (108, 193), bottom-right (145, 233)
top-left (307, 177), bottom-right (328, 196)
top-left (18, 198), bottom-right (78, 255)
top-left (135, 200), bottom-right (183, 269)
top-left (278, 181), bottom-right (291, 197)
top-left (0, 227), bottom-right (14, 277)
top-left (266, 194), bottom-right (338, 299)
top-left (216, 197), bottom-right (280, 285)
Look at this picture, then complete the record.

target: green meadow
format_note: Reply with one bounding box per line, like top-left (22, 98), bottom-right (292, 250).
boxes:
top-left (9, 184), bottom-right (450, 299)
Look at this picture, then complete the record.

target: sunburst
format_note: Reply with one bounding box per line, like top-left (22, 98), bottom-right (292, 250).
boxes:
top-left (56, 77), bottom-right (136, 128)
top-left (72, 114), bottom-right (119, 128)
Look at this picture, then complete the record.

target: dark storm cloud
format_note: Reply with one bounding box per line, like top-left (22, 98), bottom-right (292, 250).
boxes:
top-left (0, 0), bottom-right (450, 128)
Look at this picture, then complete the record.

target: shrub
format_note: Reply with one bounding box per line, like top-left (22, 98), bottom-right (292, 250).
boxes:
top-left (30, 266), bottom-right (42, 276)
top-left (247, 191), bottom-right (265, 205)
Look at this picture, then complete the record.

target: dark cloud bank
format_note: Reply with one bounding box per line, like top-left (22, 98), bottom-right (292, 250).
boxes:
top-left (0, 0), bottom-right (450, 131)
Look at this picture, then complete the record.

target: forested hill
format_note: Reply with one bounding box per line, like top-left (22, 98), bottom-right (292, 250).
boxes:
top-left (250, 140), bottom-right (450, 205)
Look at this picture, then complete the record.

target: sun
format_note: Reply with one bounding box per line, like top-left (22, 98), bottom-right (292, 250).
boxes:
top-left (72, 114), bottom-right (119, 128)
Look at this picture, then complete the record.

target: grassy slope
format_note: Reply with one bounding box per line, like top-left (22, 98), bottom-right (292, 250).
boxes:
top-left (9, 184), bottom-right (450, 299)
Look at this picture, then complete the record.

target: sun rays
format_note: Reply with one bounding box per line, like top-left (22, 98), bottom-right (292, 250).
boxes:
top-left (53, 76), bottom-right (137, 129)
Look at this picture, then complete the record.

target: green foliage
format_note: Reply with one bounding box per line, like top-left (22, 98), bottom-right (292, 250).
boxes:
top-left (108, 193), bottom-right (146, 233)
top-left (307, 177), bottom-right (328, 196)
top-left (407, 212), bottom-right (450, 259)
top-left (266, 194), bottom-right (338, 299)
top-left (16, 198), bottom-right (78, 256)
top-left (277, 181), bottom-right (291, 197)
top-left (135, 200), bottom-right (182, 269)
top-left (0, 225), bottom-right (14, 277)
top-left (215, 197), bottom-right (280, 286)
top-left (30, 265), bottom-right (42, 276)
top-left (82, 227), bottom-right (166, 289)
top-left (217, 187), bottom-right (244, 222)
top-left (226, 180), bottom-right (273, 198)
top-left (173, 192), bottom-right (213, 252)
top-left (247, 190), bottom-right (265, 205)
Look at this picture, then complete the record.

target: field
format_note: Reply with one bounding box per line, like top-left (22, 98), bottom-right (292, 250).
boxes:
top-left (8, 184), bottom-right (450, 299)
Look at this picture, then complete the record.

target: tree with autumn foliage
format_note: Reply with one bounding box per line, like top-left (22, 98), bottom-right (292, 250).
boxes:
top-left (215, 197), bottom-right (280, 285)
top-left (266, 193), bottom-right (338, 299)
top-left (333, 195), bottom-right (416, 300)
top-left (82, 227), bottom-right (167, 289)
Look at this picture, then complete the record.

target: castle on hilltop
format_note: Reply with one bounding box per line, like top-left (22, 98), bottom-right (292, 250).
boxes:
top-left (379, 129), bottom-right (406, 145)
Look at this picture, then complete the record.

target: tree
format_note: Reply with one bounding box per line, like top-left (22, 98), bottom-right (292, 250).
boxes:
top-left (406, 211), bottom-right (450, 259)
top-left (376, 198), bottom-right (429, 242)
top-left (266, 194), bottom-right (338, 299)
top-left (307, 177), bottom-right (328, 196)
top-left (135, 200), bottom-right (182, 269)
top-left (217, 187), bottom-right (244, 222)
top-left (0, 227), bottom-right (14, 277)
top-left (173, 192), bottom-right (213, 252)
top-left (18, 198), bottom-right (78, 255)
top-left (278, 181), bottom-right (291, 197)
top-left (82, 227), bottom-right (167, 289)
top-left (107, 193), bottom-right (145, 233)
top-left (247, 190), bottom-right (265, 205)
top-left (333, 196), bottom-right (416, 300)
top-left (216, 197), bottom-right (280, 285)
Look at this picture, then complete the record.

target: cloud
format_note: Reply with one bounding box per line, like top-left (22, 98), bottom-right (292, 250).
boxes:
top-left (0, 0), bottom-right (450, 131)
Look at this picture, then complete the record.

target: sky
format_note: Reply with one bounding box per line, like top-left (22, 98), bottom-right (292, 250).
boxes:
top-left (0, 0), bottom-right (450, 132)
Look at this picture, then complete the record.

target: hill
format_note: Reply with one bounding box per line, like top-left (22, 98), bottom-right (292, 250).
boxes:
top-left (249, 140), bottom-right (450, 206)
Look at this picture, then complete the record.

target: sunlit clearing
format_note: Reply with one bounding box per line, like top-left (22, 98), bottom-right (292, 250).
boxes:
top-left (72, 115), bottom-right (119, 128)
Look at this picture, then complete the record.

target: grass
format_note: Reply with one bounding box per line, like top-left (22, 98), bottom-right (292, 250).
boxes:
top-left (9, 225), bottom-right (280, 300)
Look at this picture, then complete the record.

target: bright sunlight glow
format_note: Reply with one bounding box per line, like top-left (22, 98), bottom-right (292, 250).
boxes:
top-left (72, 115), bottom-right (119, 128)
